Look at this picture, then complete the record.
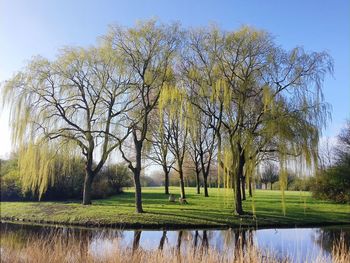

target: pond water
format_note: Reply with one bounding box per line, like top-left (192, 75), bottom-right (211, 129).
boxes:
top-left (1, 222), bottom-right (349, 262)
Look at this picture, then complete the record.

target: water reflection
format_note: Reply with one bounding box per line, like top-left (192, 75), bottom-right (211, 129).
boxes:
top-left (313, 227), bottom-right (350, 252)
top-left (132, 230), bottom-right (141, 251)
top-left (158, 230), bottom-right (167, 250)
top-left (1, 222), bottom-right (349, 262)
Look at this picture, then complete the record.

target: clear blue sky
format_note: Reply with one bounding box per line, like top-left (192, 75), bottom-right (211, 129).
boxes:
top-left (0, 0), bottom-right (349, 157)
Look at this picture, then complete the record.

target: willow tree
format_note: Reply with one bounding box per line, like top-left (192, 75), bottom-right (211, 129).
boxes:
top-left (2, 45), bottom-right (132, 204)
top-left (106, 20), bottom-right (181, 212)
top-left (159, 86), bottom-right (189, 201)
top-left (184, 26), bottom-right (333, 215)
top-left (188, 130), bottom-right (202, 194)
top-left (188, 107), bottom-right (216, 197)
top-left (181, 27), bottom-right (224, 197)
top-left (225, 27), bottom-right (332, 214)
top-left (147, 110), bottom-right (175, 195)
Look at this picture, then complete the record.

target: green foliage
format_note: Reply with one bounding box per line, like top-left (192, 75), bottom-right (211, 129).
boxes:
top-left (2, 43), bottom-right (129, 201)
top-left (1, 170), bottom-right (23, 201)
top-left (312, 121), bottom-right (350, 203)
top-left (92, 163), bottom-right (133, 197)
top-left (1, 20), bottom-right (335, 214)
top-left (0, 157), bottom-right (25, 201)
top-left (273, 176), bottom-right (313, 191)
top-left (0, 155), bottom-right (132, 201)
top-left (313, 158), bottom-right (350, 203)
top-left (183, 24), bottom-right (333, 214)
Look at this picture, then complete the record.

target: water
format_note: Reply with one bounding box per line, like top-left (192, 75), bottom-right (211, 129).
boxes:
top-left (1, 222), bottom-right (349, 262)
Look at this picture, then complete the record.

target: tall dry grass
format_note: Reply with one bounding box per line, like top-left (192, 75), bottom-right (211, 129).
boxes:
top-left (0, 231), bottom-right (349, 263)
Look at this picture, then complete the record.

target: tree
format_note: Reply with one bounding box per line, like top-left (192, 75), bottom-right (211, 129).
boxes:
top-left (260, 163), bottom-right (279, 190)
top-left (2, 46), bottom-right (131, 204)
top-left (163, 87), bottom-right (189, 201)
top-left (102, 163), bottom-right (133, 192)
top-left (181, 28), bottom-right (223, 197)
top-left (318, 137), bottom-right (335, 170)
top-left (188, 111), bottom-right (216, 197)
top-left (106, 20), bottom-right (181, 212)
top-left (188, 128), bottom-right (202, 194)
top-left (0, 155), bottom-right (22, 201)
top-left (147, 111), bottom-right (175, 195)
top-left (335, 120), bottom-right (350, 163)
top-left (313, 120), bottom-right (350, 203)
top-left (183, 26), bottom-right (333, 214)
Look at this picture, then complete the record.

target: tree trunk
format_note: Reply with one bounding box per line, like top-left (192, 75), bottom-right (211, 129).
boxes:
top-left (234, 173), bottom-right (243, 215)
top-left (203, 173), bottom-right (209, 197)
top-left (241, 175), bottom-right (246, 200)
top-left (82, 170), bottom-right (93, 205)
top-left (134, 143), bottom-right (143, 213)
top-left (163, 165), bottom-right (169, 195)
top-left (234, 146), bottom-right (245, 215)
top-left (270, 183), bottom-right (273, 190)
top-left (195, 168), bottom-right (200, 194)
top-left (179, 167), bottom-right (186, 199)
top-left (248, 180), bottom-right (253, 197)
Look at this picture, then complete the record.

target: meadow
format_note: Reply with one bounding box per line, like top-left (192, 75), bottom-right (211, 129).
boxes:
top-left (1, 187), bottom-right (349, 228)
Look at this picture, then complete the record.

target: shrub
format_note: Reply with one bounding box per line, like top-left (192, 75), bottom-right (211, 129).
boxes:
top-left (312, 121), bottom-right (350, 203)
top-left (92, 163), bottom-right (133, 198)
top-left (0, 155), bottom-right (132, 201)
top-left (0, 170), bottom-right (23, 201)
top-left (312, 158), bottom-right (350, 203)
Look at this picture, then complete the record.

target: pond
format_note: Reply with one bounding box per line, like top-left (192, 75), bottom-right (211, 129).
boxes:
top-left (1, 222), bottom-right (349, 262)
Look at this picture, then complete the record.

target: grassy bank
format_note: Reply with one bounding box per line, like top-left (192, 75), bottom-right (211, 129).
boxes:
top-left (1, 187), bottom-right (349, 229)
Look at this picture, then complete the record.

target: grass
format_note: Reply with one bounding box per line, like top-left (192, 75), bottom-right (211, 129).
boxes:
top-left (1, 187), bottom-right (349, 229)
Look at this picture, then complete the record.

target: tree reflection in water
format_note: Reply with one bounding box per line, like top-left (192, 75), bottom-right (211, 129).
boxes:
top-left (1, 222), bottom-right (349, 261)
top-left (132, 230), bottom-right (141, 252)
top-left (158, 230), bottom-right (167, 250)
top-left (313, 226), bottom-right (350, 254)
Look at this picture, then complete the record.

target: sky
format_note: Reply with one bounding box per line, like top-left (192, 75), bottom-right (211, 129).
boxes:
top-left (0, 0), bottom-right (349, 158)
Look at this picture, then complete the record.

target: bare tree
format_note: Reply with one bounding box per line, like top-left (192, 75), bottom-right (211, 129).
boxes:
top-left (260, 162), bottom-right (279, 190)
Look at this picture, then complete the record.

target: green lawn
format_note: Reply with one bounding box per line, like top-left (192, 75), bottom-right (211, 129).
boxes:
top-left (1, 187), bottom-right (349, 229)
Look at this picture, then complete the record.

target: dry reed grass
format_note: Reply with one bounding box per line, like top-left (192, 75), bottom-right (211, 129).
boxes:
top-left (0, 231), bottom-right (349, 263)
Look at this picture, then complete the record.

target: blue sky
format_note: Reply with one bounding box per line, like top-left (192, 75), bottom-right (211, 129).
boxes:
top-left (0, 0), bottom-right (349, 157)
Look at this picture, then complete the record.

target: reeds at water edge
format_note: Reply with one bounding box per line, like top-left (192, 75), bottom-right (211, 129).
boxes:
top-left (0, 230), bottom-right (349, 263)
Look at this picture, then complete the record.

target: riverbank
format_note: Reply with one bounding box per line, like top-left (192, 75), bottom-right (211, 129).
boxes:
top-left (1, 187), bottom-right (349, 229)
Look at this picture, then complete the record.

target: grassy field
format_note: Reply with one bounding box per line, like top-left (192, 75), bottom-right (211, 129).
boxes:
top-left (1, 187), bottom-right (349, 229)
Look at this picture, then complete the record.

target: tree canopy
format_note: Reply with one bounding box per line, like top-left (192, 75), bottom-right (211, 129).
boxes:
top-left (1, 20), bottom-right (334, 215)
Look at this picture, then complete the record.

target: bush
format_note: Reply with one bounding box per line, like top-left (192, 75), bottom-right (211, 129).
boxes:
top-left (92, 164), bottom-right (133, 198)
top-left (0, 170), bottom-right (23, 201)
top-left (312, 121), bottom-right (350, 203)
top-left (0, 157), bottom-right (28, 201)
top-left (312, 158), bottom-right (350, 203)
top-left (0, 156), bottom-right (132, 201)
top-left (288, 176), bottom-right (313, 191)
